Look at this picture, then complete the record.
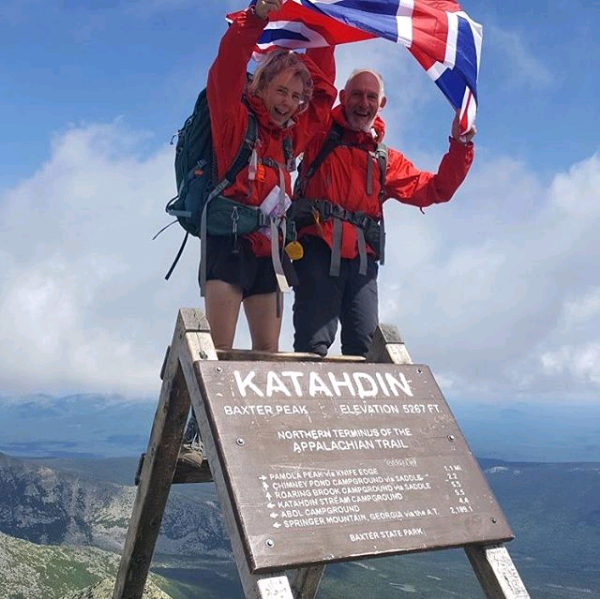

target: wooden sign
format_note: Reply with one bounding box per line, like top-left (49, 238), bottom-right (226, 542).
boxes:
top-left (195, 361), bottom-right (513, 573)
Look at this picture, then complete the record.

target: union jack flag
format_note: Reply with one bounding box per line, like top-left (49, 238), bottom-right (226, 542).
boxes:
top-left (232, 0), bottom-right (482, 134)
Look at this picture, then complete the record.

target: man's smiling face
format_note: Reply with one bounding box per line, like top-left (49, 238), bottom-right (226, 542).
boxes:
top-left (340, 71), bottom-right (386, 132)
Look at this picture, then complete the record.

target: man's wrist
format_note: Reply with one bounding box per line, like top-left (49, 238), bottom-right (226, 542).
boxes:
top-left (449, 135), bottom-right (473, 147)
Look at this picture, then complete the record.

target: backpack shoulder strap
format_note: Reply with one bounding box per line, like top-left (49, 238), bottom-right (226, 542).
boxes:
top-left (218, 80), bottom-right (258, 185)
top-left (282, 135), bottom-right (295, 173)
top-left (296, 124), bottom-right (388, 199)
top-left (220, 107), bottom-right (258, 186)
top-left (374, 142), bottom-right (388, 202)
top-left (373, 141), bottom-right (388, 265)
top-left (296, 122), bottom-right (344, 196)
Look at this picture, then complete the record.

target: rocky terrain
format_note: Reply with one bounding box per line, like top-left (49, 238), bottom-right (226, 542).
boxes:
top-left (61, 578), bottom-right (173, 599)
top-left (0, 452), bottom-right (229, 557)
top-left (0, 452), bottom-right (230, 598)
top-left (2, 451), bottom-right (600, 598)
top-left (1, 530), bottom-right (116, 599)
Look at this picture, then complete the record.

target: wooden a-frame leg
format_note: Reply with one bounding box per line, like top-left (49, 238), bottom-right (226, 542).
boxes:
top-left (173, 310), bottom-right (296, 599)
top-left (112, 313), bottom-right (194, 599)
top-left (366, 323), bottom-right (413, 366)
top-left (289, 566), bottom-right (325, 599)
top-left (367, 325), bottom-right (530, 599)
top-left (465, 544), bottom-right (530, 599)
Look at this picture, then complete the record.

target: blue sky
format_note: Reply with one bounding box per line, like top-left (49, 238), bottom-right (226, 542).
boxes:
top-left (1, 0), bottom-right (599, 404)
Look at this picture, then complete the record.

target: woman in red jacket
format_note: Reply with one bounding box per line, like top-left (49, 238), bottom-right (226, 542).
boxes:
top-left (204, 0), bottom-right (335, 352)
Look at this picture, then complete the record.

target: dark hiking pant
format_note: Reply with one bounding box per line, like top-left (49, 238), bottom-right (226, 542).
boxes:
top-left (293, 236), bottom-right (379, 357)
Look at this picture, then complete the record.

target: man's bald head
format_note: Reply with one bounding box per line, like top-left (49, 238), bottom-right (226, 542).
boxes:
top-left (340, 69), bottom-right (387, 132)
top-left (345, 69), bottom-right (385, 99)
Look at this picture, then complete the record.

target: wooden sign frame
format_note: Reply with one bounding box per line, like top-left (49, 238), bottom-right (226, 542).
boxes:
top-left (113, 309), bottom-right (531, 599)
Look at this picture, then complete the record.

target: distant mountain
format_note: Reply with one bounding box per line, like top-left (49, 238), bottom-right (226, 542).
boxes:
top-left (2, 393), bottom-right (599, 462)
top-left (0, 452), bottom-right (230, 558)
top-left (0, 394), bottom-right (156, 458)
top-left (0, 452), bottom-right (234, 598)
top-left (481, 460), bottom-right (600, 574)
top-left (452, 401), bottom-right (600, 462)
top-left (1, 452), bottom-right (599, 598)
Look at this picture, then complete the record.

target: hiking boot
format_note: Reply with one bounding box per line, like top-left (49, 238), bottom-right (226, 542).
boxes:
top-left (175, 439), bottom-right (213, 483)
top-left (178, 439), bottom-right (204, 469)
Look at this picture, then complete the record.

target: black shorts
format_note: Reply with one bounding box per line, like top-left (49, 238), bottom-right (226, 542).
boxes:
top-left (202, 235), bottom-right (281, 299)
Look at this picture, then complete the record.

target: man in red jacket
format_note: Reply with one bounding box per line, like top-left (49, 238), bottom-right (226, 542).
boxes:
top-left (292, 68), bottom-right (476, 357)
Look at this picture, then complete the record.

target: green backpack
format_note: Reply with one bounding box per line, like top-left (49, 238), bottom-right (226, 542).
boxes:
top-left (161, 87), bottom-right (277, 280)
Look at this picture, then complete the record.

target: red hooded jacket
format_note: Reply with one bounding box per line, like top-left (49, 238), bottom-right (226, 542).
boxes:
top-left (297, 104), bottom-right (475, 259)
top-left (207, 9), bottom-right (336, 257)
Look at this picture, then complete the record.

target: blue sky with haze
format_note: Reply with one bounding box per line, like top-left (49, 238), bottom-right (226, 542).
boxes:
top-left (1, 0), bottom-right (599, 404)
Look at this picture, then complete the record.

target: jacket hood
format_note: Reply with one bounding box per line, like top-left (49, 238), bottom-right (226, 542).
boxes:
top-left (331, 104), bottom-right (386, 144)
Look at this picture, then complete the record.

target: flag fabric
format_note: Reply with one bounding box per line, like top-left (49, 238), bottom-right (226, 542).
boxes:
top-left (232, 0), bottom-right (482, 134)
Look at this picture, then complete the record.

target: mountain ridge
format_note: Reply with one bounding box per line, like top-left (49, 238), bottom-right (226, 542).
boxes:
top-left (2, 393), bottom-right (599, 461)
top-left (2, 451), bottom-right (599, 598)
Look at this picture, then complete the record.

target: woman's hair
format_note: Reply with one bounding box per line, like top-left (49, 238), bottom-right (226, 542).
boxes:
top-left (250, 49), bottom-right (314, 107)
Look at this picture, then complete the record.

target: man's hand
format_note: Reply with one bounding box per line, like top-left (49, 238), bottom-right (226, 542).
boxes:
top-left (451, 111), bottom-right (476, 144)
top-left (254, 0), bottom-right (283, 20)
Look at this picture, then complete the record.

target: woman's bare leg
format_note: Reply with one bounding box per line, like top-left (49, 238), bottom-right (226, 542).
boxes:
top-left (244, 292), bottom-right (282, 352)
top-left (205, 280), bottom-right (243, 350)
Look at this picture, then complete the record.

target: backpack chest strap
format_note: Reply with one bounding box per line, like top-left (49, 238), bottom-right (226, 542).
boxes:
top-left (247, 155), bottom-right (292, 294)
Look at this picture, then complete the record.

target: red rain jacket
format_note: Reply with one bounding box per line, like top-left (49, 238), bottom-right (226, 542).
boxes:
top-left (207, 8), bottom-right (336, 257)
top-left (298, 104), bottom-right (475, 259)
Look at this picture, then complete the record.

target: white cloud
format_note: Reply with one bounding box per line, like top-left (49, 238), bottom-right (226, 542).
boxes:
top-left (1, 116), bottom-right (599, 402)
top-left (376, 150), bottom-right (600, 401)
top-left (561, 288), bottom-right (600, 328)
top-left (541, 344), bottom-right (600, 386)
top-left (0, 121), bottom-right (201, 397)
top-left (550, 154), bottom-right (600, 216)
